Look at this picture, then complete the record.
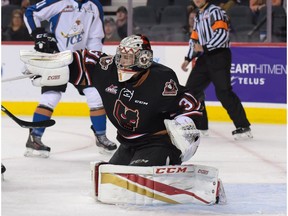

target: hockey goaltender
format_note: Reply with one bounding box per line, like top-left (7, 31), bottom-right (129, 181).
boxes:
top-left (20, 34), bottom-right (226, 205)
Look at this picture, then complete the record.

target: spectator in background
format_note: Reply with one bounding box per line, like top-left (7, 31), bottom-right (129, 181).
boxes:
top-left (20, 0), bottom-right (30, 10)
top-left (220, 0), bottom-right (236, 11)
top-left (115, 6), bottom-right (128, 39)
top-left (249, 0), bottom-right (282, 23)
top-left (250, 0), bottom-right (282, 13)
top-left (249, 0), bottom-right (265, 13)
top-left (7, 0), bottom-right (30, 11)
top-left (212, 0), bottom-right (236, 11)
top-left (182, 8), bottom-right (198, 41)
top-left (104, 17), bottom-right (121, 42)
top-left (2, 0), bottom-right (10, 6)
top-left (2, 9), bottom-right (32, 41)
top-left (237, 0), bottom-right (249, 6)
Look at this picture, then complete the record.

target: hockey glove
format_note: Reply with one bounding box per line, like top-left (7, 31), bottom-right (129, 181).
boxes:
top-left (20, 50), bottom-right (73, 87)
top-left (164, 116), bottom-right (200, 162)
top-left (31, 28), bottom-right (59, 54)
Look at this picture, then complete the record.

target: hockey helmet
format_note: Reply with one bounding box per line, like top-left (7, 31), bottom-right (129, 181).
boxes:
top-left (115, 34), bottom-right (153, 82)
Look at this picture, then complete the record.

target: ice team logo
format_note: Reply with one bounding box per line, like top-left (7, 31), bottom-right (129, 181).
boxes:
top-left (61, 19), bottom-right (84, 48)
top-left (105, 85), bottom-right (118, 95)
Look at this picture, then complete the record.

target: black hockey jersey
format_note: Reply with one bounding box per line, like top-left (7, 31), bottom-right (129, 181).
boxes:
top-left (69, 49), bottom-right (202, 142)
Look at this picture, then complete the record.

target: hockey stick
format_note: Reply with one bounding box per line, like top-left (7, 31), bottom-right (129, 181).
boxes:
top-left (1, 73), bottom-right (35, 83)
top-left (1, 105), bottom-right (55, 128)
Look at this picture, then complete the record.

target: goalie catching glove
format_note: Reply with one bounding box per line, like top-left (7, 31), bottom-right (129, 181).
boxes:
top-left (20, 50), bottom-right (73, 87)
top-left (164, 116), bottom-right (200, 162)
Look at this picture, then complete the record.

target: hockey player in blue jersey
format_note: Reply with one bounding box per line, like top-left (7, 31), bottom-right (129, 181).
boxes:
top-left (23, 0), bottom-right (117, 158)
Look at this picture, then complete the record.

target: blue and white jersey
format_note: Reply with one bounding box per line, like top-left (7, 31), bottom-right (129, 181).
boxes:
top-left (24, 0), bottom-right (105, 52)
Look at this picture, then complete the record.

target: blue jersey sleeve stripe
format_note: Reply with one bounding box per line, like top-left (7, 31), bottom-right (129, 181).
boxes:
top-left (50, 14), bottom-right (61, 33)
top-left (25, 5), bottom-right (38, 30)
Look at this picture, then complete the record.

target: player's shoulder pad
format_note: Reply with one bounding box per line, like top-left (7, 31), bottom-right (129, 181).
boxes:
top-left (150, 62), bottom-right (177, 78)
top-left (150, 62), bottom-right (179, 96)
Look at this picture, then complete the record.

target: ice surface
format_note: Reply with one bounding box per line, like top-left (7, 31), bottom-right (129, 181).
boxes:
top-left (2, 116), bottom-right (286, 216)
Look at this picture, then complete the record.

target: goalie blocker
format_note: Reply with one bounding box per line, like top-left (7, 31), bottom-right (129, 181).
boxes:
top-left (91, 162), bottom-right (227, 205)
top-left (19, 50), bottom-right (73, 87)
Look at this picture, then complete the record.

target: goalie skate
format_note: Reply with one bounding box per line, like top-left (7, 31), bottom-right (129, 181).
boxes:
top-left (232, 127), bottom-right (253, 140)
top-left (24, 131), bottom-right (50, 158)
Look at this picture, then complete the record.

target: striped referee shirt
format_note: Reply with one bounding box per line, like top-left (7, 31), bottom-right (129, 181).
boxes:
top-left (185, 3), bottom-right (230, 61)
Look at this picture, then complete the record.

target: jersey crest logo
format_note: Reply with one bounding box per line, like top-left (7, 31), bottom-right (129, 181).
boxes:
top-left (99, 56), bottom-right (113, 70)
top-left (113, 100), bottom-right (139, 131)
top-left (61, 19), bottom-right (84, 48)
top-left (162, 79), bottom-right (178, 96)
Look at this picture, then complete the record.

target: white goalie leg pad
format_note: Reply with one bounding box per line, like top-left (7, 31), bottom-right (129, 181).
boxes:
top-left (25, 64), bottom-right (69, 87)
top-left (90, 163), bottom-right (225, 205)
top-left (20, 50), bottom-right (73, 68)
top-left (164, 116), bottom-right (200, 162)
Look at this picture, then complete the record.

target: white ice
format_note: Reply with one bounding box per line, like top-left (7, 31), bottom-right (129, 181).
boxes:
top-left (1, 116), bottom-right (287, 216)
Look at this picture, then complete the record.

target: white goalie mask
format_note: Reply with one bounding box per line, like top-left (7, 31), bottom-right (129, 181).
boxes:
top-left (115, 34), bottom-right (153, 82)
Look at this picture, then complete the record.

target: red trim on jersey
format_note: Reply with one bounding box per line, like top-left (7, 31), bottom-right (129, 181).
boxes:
top-left (73, 51), bottom-right (83, 85)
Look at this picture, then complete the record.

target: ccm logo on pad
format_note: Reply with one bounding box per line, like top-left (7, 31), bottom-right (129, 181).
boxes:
top-left (155, 167), bottom-right (188, 174)
top-left (47, 75), bottom-right (60, 80)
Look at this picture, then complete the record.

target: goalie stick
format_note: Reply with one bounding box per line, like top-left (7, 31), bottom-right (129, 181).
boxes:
top-left (1, 74), bottom-right (35, 83)
top-left (1, 69), bottom-right (36, 83)
top-left (1, 105), bottom-right (55, 128)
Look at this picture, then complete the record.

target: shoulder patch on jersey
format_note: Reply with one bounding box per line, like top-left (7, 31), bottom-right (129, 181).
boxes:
top-left (105, 84), bottom-right (118, 95)
top-left (162, 79), bottom-right (178, 96)
top-left (99, 55), bottom-right (114, 70)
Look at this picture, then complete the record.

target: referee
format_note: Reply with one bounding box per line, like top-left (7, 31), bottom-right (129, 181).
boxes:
top-left (181, 0), bottom-right (252, 139)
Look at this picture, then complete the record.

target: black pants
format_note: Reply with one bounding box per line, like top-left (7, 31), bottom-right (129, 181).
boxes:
top-left (185, 48), bottom-right (250, 130)
top-left (42, 84), bottom-right (88, 95)
top-left (109, 135), bottom-right (182, 166)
